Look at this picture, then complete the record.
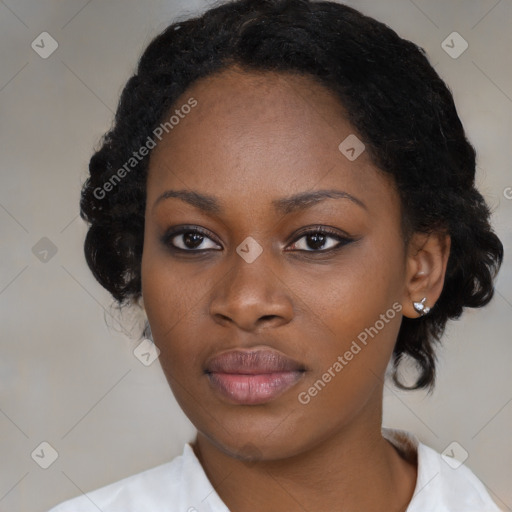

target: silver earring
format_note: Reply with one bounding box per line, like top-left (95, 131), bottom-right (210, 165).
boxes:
top-left (413, 297), bottom-right (430, 315)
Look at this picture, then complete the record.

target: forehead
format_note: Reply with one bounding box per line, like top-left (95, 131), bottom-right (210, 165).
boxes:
top-left (185, 66), bottom-right (347, 125)
top-left (146, 66), bottom-right (398, 220)
top-left (149, 65), bottom-right (353, 165)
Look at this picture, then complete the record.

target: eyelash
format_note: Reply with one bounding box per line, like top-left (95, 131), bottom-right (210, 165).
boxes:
top-left (161, 225), bottom-right (355, 254)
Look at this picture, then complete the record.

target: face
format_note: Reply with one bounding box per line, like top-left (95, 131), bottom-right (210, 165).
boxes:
top-left (141, 66), bottom-right (409, 461)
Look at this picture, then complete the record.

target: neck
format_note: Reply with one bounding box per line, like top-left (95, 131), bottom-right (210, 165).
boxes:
top-left (192, 390), bottom-right (417, 512)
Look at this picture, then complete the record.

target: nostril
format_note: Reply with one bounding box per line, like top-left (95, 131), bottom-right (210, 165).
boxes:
top-left (259, 315), bottom-right (278, 322)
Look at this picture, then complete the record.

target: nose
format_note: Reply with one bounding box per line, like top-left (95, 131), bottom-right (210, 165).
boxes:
top-left (209, 250), bottom-right (294, 332)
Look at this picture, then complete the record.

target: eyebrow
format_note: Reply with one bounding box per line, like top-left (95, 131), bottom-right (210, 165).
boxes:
top-left (152, 188), bottom-right (367, 215)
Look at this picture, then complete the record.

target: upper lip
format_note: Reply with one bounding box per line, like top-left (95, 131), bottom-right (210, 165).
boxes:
top-left (205, 347), bottom-right (306, 375)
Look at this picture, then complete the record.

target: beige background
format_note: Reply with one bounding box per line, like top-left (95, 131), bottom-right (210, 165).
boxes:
top-left (0, 1), bottom-right (511, 511)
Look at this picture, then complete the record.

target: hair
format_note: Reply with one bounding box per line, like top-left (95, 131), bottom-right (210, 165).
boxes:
top-left (80, 0), bottom-right (503, 391)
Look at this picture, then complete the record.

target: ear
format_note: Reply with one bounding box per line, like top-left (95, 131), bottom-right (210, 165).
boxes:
top-left (401, 230), bottom-right (451, 319)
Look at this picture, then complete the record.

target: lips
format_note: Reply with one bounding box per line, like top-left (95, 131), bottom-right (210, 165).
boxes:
top-left (205, 348), bottom-right (306, 405)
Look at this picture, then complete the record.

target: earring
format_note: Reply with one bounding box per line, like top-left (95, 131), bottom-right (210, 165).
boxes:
top-left (413, 297), bottom-right (431, 315)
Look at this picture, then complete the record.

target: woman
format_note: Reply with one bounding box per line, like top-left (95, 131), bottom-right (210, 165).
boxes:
top-left (49, 0), bottom-right (504, 510)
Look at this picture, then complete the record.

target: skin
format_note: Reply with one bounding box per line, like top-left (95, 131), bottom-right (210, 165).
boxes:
top-left (141, 65), bottom-right (451, 512)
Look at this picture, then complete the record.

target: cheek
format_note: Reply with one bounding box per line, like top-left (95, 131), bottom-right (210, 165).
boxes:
top-left (141, 242), bottom-right (202, 357)
top-left (292, 235), bottom-right (405, 392)
top-left (296, 234), bottom-right (404, 338)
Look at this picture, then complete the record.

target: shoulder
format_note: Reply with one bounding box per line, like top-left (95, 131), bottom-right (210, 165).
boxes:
top-left (383, 427), bottom-right (502, 512)
top-left (413, 441), bottom-right (502, 512)
top-left (47, 444), bottom-right (195, 512)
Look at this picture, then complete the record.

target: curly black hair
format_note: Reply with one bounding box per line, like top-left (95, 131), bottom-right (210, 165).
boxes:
top-left (80, 0), bottom-right (503, 391)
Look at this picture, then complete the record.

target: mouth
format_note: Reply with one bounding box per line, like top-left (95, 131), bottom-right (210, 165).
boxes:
top-left (205, 348), bottom-right (306, 405)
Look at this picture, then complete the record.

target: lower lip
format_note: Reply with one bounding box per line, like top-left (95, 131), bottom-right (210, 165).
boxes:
top-left (207, 371), bottom-right (304, 405)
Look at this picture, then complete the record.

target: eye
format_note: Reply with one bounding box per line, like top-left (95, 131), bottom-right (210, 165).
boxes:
top-left (161, 225), bottom-right (355, 254)
top-left (287, 226), bottom-right (354, 252)
top-left (162, 227), bottom-right (222, 252)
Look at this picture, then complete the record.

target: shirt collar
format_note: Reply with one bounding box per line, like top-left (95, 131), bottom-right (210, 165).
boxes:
top-left (181, 428), bottom-right (433, 512)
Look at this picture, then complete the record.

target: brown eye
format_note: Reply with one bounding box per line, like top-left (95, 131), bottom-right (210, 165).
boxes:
top-left (162, 227), bottom-right (222, 252)
top-left (287, 227), bottom-right (354, 252)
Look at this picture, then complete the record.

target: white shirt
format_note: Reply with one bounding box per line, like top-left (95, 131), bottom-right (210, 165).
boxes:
top-left (48, 428), bottom-right (502, 512)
